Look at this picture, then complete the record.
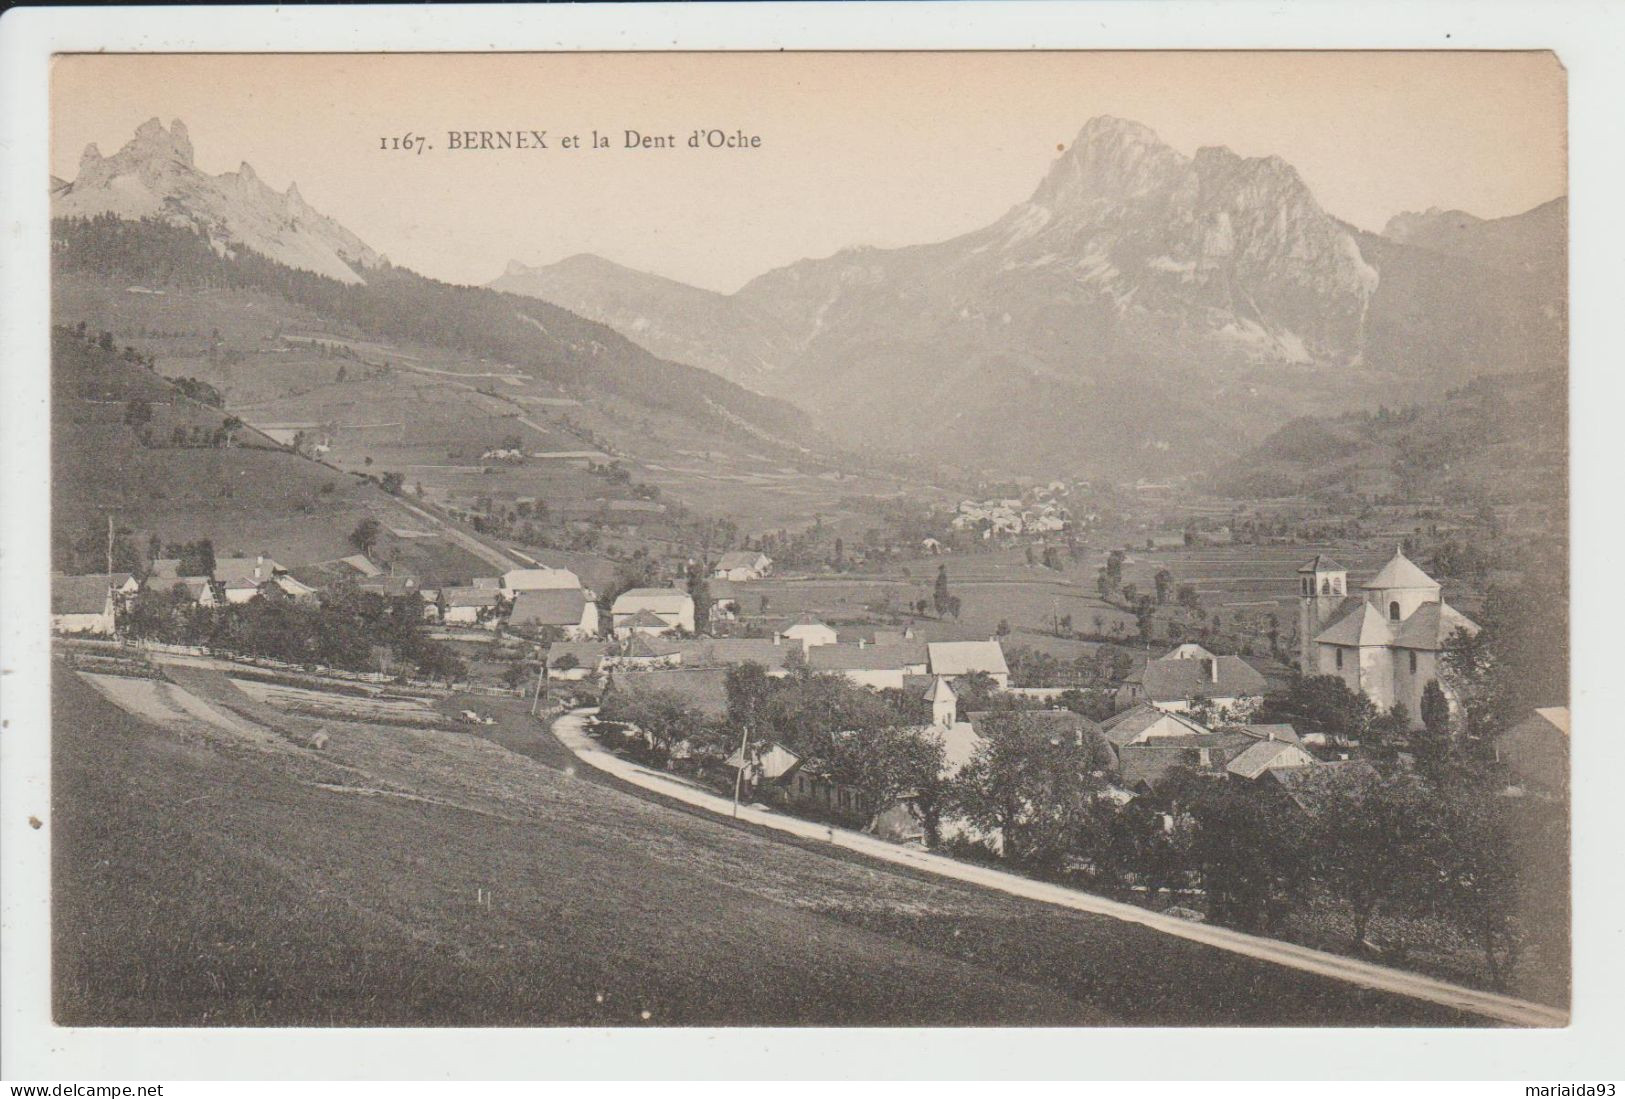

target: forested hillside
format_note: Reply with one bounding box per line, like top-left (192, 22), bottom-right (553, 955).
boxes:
top-left (1204, 372), bottom-right (1567, 505)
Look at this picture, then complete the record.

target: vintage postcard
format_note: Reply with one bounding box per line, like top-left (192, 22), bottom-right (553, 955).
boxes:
top-left (3, 11), bottom-right (1604, 1081)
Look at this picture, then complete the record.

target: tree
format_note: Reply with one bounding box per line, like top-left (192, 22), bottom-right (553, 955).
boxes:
top-left (502, 662), bottom-right (533, 691)
top-left (1154, 568), bottom-right (1173, 605)
top-left (1440, 561), bottom-right (1568, 740)
top-left (933, 564), bottom-right (952, 618)
top-left (1426, 783), bottom-right (1524, 987)
top-left (995, 618), bottom-right (1011, 637)
top-left (832, 538), bottom-right (845, 571)
top-left (178, 538), bottom-right (215, 578)
top-left (950, 710), bottom-right (1115, 872)
top-left (380, 471), bottom-right (405, 495)
top-left (123, 398), bottom-right (153, 427)
top-left (1416, 679), bottom-right (1453, 771)
top-left (1186, 780), bottom-right (1309, 933)
top-left (349, 517), bottom-right (381, 557)
top-left (686, 563), bottom-right (713, 636)
top-left (1280, 673), bottom-right (1379, 743)
top-left (1303, 769), bottom-right (1443, 950)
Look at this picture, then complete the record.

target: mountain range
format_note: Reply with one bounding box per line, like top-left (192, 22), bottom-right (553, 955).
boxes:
top-left (493, 116), bottom-right (1566, 477)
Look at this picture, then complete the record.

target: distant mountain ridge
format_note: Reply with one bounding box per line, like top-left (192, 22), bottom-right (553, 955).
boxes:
top-left (494, 116), bottom-right (1565, 477)
top-left (492, 254), bottom-right (794, 383)
top-left (54, 118), bottom-right (384, 285)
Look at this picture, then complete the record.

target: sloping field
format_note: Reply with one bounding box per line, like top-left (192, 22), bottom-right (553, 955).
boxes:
top-left (53, 668), bottom-right (1478, 1027)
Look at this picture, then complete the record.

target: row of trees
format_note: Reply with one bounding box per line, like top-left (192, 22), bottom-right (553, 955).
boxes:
top-left (123, 584), bottom-right (467, 683)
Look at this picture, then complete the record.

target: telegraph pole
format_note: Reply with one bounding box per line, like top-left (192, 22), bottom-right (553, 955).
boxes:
top-left (530, 642), bottom-right (549, 716)
top-left (731, 722), bottom-right (751, 819)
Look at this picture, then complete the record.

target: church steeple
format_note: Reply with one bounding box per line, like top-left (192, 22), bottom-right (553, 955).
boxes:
top-left (1297, 554), bottom-right (1348, 671)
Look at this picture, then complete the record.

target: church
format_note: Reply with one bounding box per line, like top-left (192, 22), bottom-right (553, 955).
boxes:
top-left (1298, 549), bottom-right (1480, 730)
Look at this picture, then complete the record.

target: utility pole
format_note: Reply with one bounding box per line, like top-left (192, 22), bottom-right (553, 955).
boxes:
top-left (106, 514), bottom-right (117, 640)
top-left (530, 642), bottom-right (549, 716)
top-left (731, 722), bottom-right (751, 819)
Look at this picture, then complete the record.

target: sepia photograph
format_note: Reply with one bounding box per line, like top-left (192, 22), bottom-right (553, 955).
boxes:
top-left (22, 41), bottom-right (1577, 1045)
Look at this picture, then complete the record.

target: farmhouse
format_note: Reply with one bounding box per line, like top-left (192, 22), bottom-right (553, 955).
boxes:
top-left (509, 588), bottom-right (599, 639)
top-left (780, 615), bottom-right (838, 650)
top-left (1115, 652), bottom-right (1266, 719)
top-left (1299, 549), bottom-right (1480, 730)
top-left (222, 577), bottom-right (268, 605)
top-left (610, 588), bottom-right (695, 637)
top-left (927, 640), bottom-right (1010, 688)
top-left (52, 575), bottom-right (116, 635)
top-left (807, 642), bottom-right (929, 690)
top-left (713, 551), bottom-right (773, 582)
top-left (441, 586), bottom-right (505, 627)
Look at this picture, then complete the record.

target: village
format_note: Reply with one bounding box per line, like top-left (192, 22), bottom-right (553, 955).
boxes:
top-left (51, 481), bottom-right (1569, 998)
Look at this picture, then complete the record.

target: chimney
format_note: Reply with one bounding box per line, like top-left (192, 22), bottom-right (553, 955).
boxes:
top-left (858, 638), bottom-right (867, 649)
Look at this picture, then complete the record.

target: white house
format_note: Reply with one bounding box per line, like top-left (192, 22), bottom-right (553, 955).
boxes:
top-left (806, 641), bottom-right (929, 690)
top-left (713, 551), bottom-right (773, 582)
top-left (441, 586), bottom-right (505, 627)
top-left (927, 640), bottom-right (1010, 689)
top-left (222, 577), bottom-right (266, 605)
top-left (52, 575), bottom-right (116, 635)
top-left (781, 615), bottom-right (838, 650)
top-left (1299, 549), bottom-right (1480, 730)
top-left (611, 588), bottom-right (695, 637)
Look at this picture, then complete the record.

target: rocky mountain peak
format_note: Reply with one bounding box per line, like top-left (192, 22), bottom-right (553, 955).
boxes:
top-left (1031, 115), bottom-right (1187, 208)
top-left (130, 117), bottom-right (194, 167)
top-left (54, 116), bottom-right (380, 285)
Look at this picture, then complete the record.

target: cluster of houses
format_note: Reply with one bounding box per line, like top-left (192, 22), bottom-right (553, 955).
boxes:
top-left (949, 495), bottom-right (1071, 538)
top-left (53, 540), bottom-right (1567, 822)
top-left (52, 554), bottom-right (316, 632)
top-left (50, 552), bottom-right (604, 641)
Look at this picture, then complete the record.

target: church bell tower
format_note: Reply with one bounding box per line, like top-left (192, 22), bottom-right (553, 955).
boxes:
top-left (1296, 555), bottom-right (1348, 672)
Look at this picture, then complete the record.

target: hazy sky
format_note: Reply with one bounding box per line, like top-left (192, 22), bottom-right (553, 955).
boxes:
top-left (52, 51), bottom-right (1566, 294)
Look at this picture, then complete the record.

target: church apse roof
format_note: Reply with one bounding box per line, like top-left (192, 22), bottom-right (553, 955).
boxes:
top-left (1362, 550), bottom-right (1441, 591)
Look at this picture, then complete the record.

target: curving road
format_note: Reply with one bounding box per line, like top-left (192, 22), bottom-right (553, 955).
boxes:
top-left (550, 707), bottom-right (1567, 1029)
